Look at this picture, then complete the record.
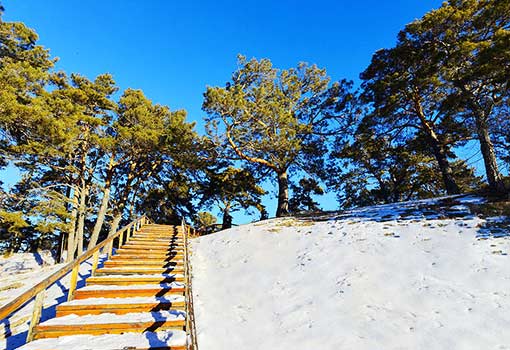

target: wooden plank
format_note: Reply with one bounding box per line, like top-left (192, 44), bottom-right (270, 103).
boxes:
top-left (114, 250), bottom-right (184, 257)
top-left (103, 261), bottom-right (183, 268)
top-left (56, 302), bottom-right (185, 316)
top-left (34, 320), bottom-right (186, 339)
top-left (74, 287), bottom-right (185, 299)
top-left (86, 276), bottom-right (185, 285)
top-left (94, 267), bottom-right (185, 275)
top-left (26, 290), bottom-right (45, 342)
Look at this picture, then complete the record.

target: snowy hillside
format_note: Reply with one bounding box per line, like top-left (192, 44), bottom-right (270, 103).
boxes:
top-left (191, 195), bottom-right (510, 350)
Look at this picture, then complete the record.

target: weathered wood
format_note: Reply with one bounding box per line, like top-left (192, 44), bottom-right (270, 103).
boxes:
top-left (26, 290), bottom-right (45, 342)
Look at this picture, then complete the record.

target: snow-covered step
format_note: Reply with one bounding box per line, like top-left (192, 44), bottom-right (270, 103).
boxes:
top-left (119, 245), bottom-right (184, 251)
top-left (115, 249), bottom-right (184, 257)
top-left (86, 273), bottom-right (185, 285)
top-left (128, 237), bottom-right (183, 242)
top-left (103, 260), bottom-right (183, 268)
top-left (20, 330), bottom-right (187, 349)
top-left (33, 310), bottom-right (186, 339)
top-left (110, 254), bottom-right (183, 260)
top-left (56, 295), bottom-right (185, 316)
top-left (133, 233), bottom-right (182, 238)
top-left (74, 283), bottom-right (185, 299)
top-left (94, 266), bottom-right (185, 275)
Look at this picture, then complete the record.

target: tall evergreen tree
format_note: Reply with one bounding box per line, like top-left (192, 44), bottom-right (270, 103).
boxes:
top-left (203, 55), bottom-right (352, 217)
top-left (403, 0), bottom-right (510, 193)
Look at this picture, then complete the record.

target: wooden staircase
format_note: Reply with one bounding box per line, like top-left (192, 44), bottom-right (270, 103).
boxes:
top-left (19, 224), bottom-right (191, 350)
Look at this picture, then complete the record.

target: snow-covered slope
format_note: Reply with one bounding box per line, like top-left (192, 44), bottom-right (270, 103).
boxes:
top-left (191, 195), bottom-right (510, 350)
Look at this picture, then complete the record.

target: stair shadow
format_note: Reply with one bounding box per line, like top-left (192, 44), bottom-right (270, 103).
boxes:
top-left (143, 295), bottom-right (186, 347)
top-left (144, 226), bottom-right (186, 347)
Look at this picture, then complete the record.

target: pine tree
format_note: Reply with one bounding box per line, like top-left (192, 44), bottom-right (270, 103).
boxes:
top-left (203, 55), bottom-right (351, 217)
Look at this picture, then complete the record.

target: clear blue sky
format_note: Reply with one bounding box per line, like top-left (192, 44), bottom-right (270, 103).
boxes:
top-left (2, 0), bottom-right (446, 222)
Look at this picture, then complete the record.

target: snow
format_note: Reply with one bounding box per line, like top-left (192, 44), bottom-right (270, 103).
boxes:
top-left (191, 195), bottom-right (510, 350)
top-left (40, 309), bottom-right (185, 326)
top-left (0, 252), bottom-right (61, 308)
top-left (17, 330), bottom-right (186, 350)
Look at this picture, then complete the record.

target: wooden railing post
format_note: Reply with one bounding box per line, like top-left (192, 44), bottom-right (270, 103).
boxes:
top-left (107, 240), bottom-right (114, 259)
top-left (0, 215), bottom-right (146, 344)
top-left (119, 230), bottom-right (125, 247)
top-left (91, 250), bottom-right (100, 276)
top-left (26, 290), bottom-right (45, 342)
top-left (67, 265), bottom-right (79, 302)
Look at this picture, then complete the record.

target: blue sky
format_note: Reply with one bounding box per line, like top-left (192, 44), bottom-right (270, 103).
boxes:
top-left (2, 0), bottom-right (446, 222)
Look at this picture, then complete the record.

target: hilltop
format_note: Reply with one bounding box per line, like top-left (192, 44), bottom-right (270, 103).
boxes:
top-left (191, 195), bottom-right (510, 349)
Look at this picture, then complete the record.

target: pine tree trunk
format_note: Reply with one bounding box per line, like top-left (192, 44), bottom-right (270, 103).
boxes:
top-left (457, 84), bottom-right (506, 193)
top-left (88, 159), bottom-right (115, 250)
top-left (66, 190), bottom-right (79, 263)
top-left (108, 212), bottom-right (123, 237)
top-left (221, 205), bottom-right (232, 230)
top-left (431, 143), bottom-right (461, 195)
top-left (75, 182), bottom-right (88, 256)
top-left (276, 171), bottom-right (289, 217)
top-left (413, 94), bottom-right (460, 195)
top-left (475, 116), bottom-right (506, 193)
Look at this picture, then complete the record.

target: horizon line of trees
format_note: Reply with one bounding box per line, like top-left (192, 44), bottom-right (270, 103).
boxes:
top-left (1, 0), bottom-right (509, 255)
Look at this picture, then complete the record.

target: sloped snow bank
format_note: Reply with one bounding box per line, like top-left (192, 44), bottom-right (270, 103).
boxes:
top-left (191, 197), bottom-right (510, 350)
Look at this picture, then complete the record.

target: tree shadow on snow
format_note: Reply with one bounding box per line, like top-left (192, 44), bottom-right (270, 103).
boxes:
top-left (297, 194), bottom-right (510, 240)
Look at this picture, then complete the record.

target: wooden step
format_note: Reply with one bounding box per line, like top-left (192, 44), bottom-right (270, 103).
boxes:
top-left (110, 254), bottom-right (183, 262)
top-left (56, 296), bottom-right (185, 316)
top-left (127, 239), bottom-right (184, 244)
top-left (131, 233), bottom-right (181, 237)
top-left (86, 274), bottom-right (185, 285)
top-left (121, 243), bottom-right (184, 251)
top-left (74, 283), bottom-right (185, 299)
top-left (125, 239), bottom-right (184, 244)
top-left (16, 330), bottom-right (187, 350)
top-left (114, 250), bottom-right (184, 258)
top-left (95, 267), bottom-right (185, 275)
top-left (103, 260), bottom-right (183, 268)
top-left (33, 310), bottom-right (186, 339)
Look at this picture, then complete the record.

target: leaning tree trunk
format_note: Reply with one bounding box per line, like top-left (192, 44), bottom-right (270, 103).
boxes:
top-left (66, 190), bottom-right (79, 262)
top-left (458, 85), bottom-right (506, 193)
top-left (413, 94), bottom-right (460, 195)
top-left (276, 171), bottom-right (289, 217)
top-left (431, 143), bottom-right (461, 195)
top-left (75, 181), bottom-right (89, 256)
top-left (475, 115), bottom-right (506, 193)
top-left (88, 159), bottom-right (115, 250)
top-left (108, 211), bottom-right (123, 237)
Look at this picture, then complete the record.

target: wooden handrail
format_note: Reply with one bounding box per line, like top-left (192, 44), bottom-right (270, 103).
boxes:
top-left (0, 215), bottom-right (148, 322)
top-left (182, 219), bottom-right (198, 350)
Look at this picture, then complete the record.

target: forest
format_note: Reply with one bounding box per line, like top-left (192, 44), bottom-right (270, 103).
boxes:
top-left (0, 0), bottom-right (509, 259)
